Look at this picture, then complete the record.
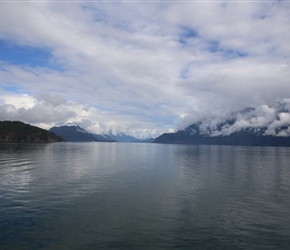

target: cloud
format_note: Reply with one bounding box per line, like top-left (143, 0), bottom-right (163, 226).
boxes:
top-left (182, 98), bottom-right (290, 137)
top-left (0, 93), bottom-right (75, 124)
top-left (0, 1), bottom-right (289, 138)
top-left (35, 93), bottom-right (67, 107)
top-left (0, 92), bottom-right (165, 138)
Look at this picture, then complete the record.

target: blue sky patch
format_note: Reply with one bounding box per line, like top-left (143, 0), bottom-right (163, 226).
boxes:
top-left (223, 49), bottom-right (247, 58)
top-left (2, 84), bottom-right (22, 93)
top-left (206, 40), bottom-right (247, 58)
top-left (179, 27), bottom-right (199, 44)
top-left (0, 40), bottom-right (51, 68)
top-left (207, 40), bottom-right (220, 52)
top-left (179, 62), bottom-right (193, 79)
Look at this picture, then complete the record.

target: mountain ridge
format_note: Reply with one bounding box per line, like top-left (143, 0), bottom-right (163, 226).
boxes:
top-left (49, 125), bottom-right (114, 142)
top-left (154, 103), bottom-right (290, 146)
top-left (49, 125), bottom-right (153, 143)
top-left (0, 121), bottom-right (63, 143)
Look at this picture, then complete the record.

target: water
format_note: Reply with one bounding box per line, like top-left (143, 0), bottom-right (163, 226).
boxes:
top-left (1, 142), bottom-right (290, 250)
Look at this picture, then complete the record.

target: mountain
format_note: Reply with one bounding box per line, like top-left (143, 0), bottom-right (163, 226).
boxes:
top-left (108, 132), bottom-right (139, 142)
top-left (153, 128), bottom-right (290, 146)
top-left (140, 137), bottom-right (155, 143)
top-left (0, 121), bottom-right (63, 143)
top-left (108, 132), bottom-right (154, 143)
top-left (49, 125), bottom-right (115, 142)
top-left (92, 133), bottom-right (115, 142)
top-left (50, 125), bottom-right (98, 142)
top-left (154, 103), bottom-right (290, 147)
top-left (49, 126), bottom-right (152, 143)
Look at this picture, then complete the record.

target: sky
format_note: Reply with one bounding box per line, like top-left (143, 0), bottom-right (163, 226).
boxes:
top-left (0, 1), bottom-right (290, 138)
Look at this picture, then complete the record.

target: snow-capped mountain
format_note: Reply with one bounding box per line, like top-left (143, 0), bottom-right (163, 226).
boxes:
top-left (108, 132), bottom-right (154, 143)
top-left (50, 125), bottom-right (115, 142)
top-left (154, 99), bottom-right (290, 146)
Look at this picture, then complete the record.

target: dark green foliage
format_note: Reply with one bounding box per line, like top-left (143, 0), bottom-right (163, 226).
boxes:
top-left (0, 121), bottom-right (63, 143)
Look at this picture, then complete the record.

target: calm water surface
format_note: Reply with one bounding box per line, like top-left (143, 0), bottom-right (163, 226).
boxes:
top-left (0, 142), bottom-right (290, 250)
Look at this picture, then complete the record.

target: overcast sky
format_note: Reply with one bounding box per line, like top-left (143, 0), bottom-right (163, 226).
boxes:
top-left (0, 1), bottom-right (289, 138)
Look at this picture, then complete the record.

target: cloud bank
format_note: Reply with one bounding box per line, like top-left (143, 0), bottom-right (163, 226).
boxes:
top-left (183, 99), bottom-right (290, 137)
top-left (0, 1), bottom-right (289, 138)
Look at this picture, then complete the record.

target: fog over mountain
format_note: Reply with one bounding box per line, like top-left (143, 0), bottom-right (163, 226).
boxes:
top-left (178, 98), bottom-right (290, 137)
top-left (154, 98), bottom-right (290, 146)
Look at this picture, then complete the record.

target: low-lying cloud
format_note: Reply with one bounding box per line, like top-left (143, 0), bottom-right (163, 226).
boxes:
top-left (0, 93), bottom-right (165, 138)
top-left (183, 99), bottom-right (290, 137)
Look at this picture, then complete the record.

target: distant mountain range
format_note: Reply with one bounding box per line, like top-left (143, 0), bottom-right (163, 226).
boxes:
top-left (108, 132), bottom-right (139, 142)
top-left (0, 121), bottom-right (153, 143)
top-left (4, 100), bottom-right (290, 147)
top-left (49, 125), bottom-right (115, 142)
top-left (0, 121), bottom-right (63, 143)
top-left (108, 132), bottom-right (154, 143)
top-left (49, 125), bottom-right (153, 143)
top-left (92, 133), bottom-right (116, 142)
top-left (154, 127), bottom-right (290, 146)
top-left (154, 103), bottom-right (290, 146)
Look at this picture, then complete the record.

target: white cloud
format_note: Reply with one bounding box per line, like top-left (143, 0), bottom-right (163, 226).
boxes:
top-left (0, 92), bottom-right (166, 138)
top-left (183, 99), bottom-right (290, 137)
top-left (0, 1), bottom-right (290, 138)
top-left (0, 93), bottom-right (75, 124)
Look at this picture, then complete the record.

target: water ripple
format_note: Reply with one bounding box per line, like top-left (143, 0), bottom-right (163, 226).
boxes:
top-left (1, 143), bottom-right (290, 250)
